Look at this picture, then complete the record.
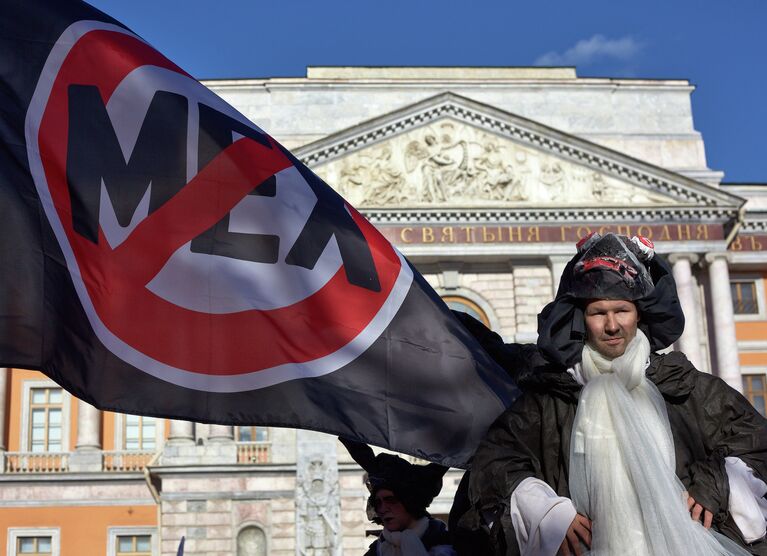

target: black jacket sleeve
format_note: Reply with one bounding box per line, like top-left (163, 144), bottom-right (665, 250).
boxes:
top-left (681, 357), bottom-right (767, 521)
top-left (466, 393), bottom-right (545, 525)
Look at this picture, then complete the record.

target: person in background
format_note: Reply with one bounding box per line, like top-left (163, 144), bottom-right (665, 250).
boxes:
top-left (340, 437), bottom-right (456, 556)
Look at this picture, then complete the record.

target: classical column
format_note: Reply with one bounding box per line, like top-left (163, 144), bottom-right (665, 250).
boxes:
top-left (548, 255), bottom-right (571, 297)
top-left (75, 400), bottom-right (101, 450)
top-left (70, 399), bottom-right (102, 471)
top-left (168, 419), bottom-right (195, 444)
top-left (705, 253), bottom-right (742, 392)
top-left (207, 424), bottom-right (234, 442)
top-left (0, 368), bottom-right (7, 451)
top-left (668, 253), bottom-right (704, 370)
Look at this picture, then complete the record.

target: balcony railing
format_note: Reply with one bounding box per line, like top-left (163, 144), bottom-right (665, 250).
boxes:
top-left (4, 451), bottom-right (69, 473)
top-left (3, 444), bottom-right (267, 473)
top-left (236, 441), bottom-right (271, 464)
top-left (102, 450), bottom-right (156, 472)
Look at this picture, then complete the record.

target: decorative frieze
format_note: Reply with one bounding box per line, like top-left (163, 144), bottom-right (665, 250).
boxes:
top-left (314, 121), bottom-right (670, 209)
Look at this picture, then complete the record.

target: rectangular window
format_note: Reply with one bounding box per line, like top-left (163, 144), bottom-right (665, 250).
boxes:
top-left (235, 426), bottom-right (270, 463)
top-left (236, 426), bottom-right (269, 443)
top-left (17, 536), bottom-right (52, 555)
top-left (124, 415), bottom-right (157, 450)
top-left (743, 374), bottom-right (767, 416)
top-left (731, 280), bottom-right (759, 315)
top-left (116, 535), bottom-right (152, 556)
top-left (29, 388), bottom-right (63, 453)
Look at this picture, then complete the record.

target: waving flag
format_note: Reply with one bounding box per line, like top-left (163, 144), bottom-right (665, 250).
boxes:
top-left (0, 0), bottom-right (517, 466)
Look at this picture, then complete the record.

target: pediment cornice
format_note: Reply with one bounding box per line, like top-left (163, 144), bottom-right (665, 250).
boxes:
top-left (295, 92), bottom-right (744, 222)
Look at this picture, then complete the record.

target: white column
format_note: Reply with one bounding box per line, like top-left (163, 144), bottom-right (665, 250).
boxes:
top-left (168, 419), bottom-right (194, 444)
top-left (69, 399), bottom-right (102, 471)
top-left (75, 400), bottom-right (101, 451)
top-left (548, 255), bottom-right (571, 298)
top-left (0, 368), bottom-right (7, 451)
top-left (705, 253), bottom-right (742, 392)
top-left (208, 424), bottom-right (234, 443)
top-left (668, 253), bottom-right (704, 370)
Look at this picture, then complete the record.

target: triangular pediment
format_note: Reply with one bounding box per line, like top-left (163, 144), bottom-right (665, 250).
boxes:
top-left (295, 93), bottom-right (743, 214)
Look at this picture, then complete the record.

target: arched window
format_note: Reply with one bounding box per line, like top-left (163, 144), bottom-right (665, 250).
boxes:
top-left (237, 526), bottom-right (266, 556)
top-left (442, 295), bottom-right (490, 326)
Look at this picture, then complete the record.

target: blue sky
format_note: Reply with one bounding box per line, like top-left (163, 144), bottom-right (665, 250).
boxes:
top-left (88, 0), bottom-right (766, 183)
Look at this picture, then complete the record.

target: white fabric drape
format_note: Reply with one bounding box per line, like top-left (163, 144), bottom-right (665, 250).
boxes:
top-left (509, 344), bottom-right (767, 555)
top-left (569, 330), bottom-right (748, 555)
top-left (726, 456), bottom-right (767, 542)
top-left (510, 477), bottom-right (576, 556)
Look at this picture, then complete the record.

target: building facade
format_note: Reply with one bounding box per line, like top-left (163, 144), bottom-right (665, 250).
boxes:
top-left (1, 67), bottom-right (767, 555)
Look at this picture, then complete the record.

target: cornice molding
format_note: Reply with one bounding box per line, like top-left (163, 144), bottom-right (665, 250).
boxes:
top-left (360, 206), bottom-right (738, 225)
top-left (742, 211), bottom-right (767, 232)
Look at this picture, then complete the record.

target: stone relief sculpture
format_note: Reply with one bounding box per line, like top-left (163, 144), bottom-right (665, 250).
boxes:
top-left (296, 453), bottom-right (341, 556)
top-left (315, 120), bottom-right (670, 208)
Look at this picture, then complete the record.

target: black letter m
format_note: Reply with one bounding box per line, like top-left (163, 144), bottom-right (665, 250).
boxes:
top-left (66, 85), bottom-right (188, 244)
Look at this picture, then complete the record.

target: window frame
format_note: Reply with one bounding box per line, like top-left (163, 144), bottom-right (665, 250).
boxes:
top-left (20, 380), bottom-right (71, 453)
top-left (442, 294), bottom-right (491, 326)
top-left (742, 369), bottom-right (767, 417)
top-left (730, 275), bottom-right (766, 321)
top-left (8, 528), bottom-right (60, 556)
top-left (235, 426), bottom-right (270, 444)
top-left (114, 414), bottom-right (164, 452)
top-left (107, 527), bottom-right (158, 556)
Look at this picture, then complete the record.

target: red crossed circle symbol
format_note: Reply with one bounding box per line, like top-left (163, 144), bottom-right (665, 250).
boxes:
top-left (29, 22), bottom-right (407, 388)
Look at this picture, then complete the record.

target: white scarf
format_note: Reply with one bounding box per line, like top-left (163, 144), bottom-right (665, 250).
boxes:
top-left (569, 330), bottom-right (748, 555)
top-left (378, 516), bottom-right (430, 556)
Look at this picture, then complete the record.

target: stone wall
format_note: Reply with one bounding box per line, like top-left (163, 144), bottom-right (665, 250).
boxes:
top-left (158, 472), bottom-right (296, 556)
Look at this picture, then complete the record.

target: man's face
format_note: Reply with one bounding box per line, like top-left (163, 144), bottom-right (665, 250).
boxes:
top-left (584, 299), bottom-right (639, 358)
top-left (373, 488), bottom-right (415, 532)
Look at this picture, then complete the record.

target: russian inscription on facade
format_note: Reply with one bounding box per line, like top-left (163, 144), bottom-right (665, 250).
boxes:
top-left (380, 222), bottom-right (723, 246)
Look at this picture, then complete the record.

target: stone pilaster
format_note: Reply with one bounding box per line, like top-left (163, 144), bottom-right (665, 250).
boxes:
top-left (668, 253), bottom-right (705, 371)
top-left (69, 400), bottom-right (102, 471)
top-left (548, 255), bottom-right (571, 297)
top-left (296, 430), bottom-right (341, 556)
top-left (705, 253), bottom-right (742, 392)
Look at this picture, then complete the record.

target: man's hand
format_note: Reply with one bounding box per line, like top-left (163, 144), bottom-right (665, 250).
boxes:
top-left (687, 495), bottom-right (713, 529)
top-left (559, 513), bottom-right (592, 556)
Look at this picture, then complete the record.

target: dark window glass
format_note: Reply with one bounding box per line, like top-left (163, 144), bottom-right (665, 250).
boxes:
top-left (743, 375), bottom-right (767, 416)
top-left (731, 281), bottom-right (759, 314)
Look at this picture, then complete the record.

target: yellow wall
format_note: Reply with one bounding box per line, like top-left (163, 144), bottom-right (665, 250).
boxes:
top-left (0, 505), bottom-right (156, 555)
top-left (741, 353), bottom-right (767, 367)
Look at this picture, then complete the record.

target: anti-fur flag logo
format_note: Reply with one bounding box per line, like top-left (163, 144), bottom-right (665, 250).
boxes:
top-left (1, 0), bottom-right (516, 466)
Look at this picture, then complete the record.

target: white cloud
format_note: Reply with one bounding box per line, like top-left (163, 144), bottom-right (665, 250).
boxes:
top-left (535, 35), bottom-right (643, 67)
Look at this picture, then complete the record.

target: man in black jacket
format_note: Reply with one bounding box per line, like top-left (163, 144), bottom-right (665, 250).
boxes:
top-left (457, 233), bottom-right (767, 556)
